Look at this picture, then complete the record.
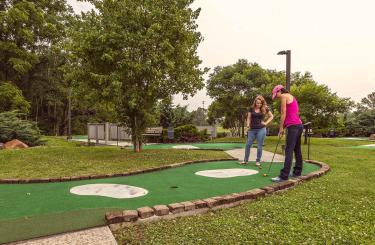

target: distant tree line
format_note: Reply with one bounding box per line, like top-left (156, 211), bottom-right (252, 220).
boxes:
top-left (206, 59), bottom-right (374, 137)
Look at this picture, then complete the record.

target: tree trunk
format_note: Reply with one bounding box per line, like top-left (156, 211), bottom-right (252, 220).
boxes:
top-left (237, 120), bottom-right (241, 137)
top-left (133, 135), bottom-right (140, 152)
top-left (67, 87), bottom-right (72, 139)
top-left (132, 115), bottom-right (142, 152)
top-left (54, 101), bottom-right (58, 136)
top-left (35, 97), bottom-right (39, 125)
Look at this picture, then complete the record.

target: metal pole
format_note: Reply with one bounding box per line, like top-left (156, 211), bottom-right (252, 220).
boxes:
top-left (308, 129), bottom-right (311, 160)
top-left (286, 50), bottom-right (291, 91)
top-left (67, 86), bottom-right (72, 140)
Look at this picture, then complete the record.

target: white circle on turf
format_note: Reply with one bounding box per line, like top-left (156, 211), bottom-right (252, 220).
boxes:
top-left (195, 168), bottom-right (258, 178)
top-left (70, 184), bottom-right (148, 199)
top-left (172, 145), bottom-right (199, 149)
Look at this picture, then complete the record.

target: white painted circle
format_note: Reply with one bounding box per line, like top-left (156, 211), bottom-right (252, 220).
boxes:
top-left (362, 144), bottom-right (375, 147)
top-left (70, 184), bottom-right (148, 199)
top-left (195, 168), bottom-right (258, 178)
top-left (172, 145), bottom-right (199, 149)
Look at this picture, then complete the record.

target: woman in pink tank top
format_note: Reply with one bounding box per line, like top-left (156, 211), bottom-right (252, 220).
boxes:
top-left (271, 85), bottom-right (303, 182)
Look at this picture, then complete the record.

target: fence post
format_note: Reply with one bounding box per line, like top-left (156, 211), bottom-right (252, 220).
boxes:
top-left (87, 124), bottom-right (90, 146)
top-left (105, 122), bottom-right (109, 144)
top-left (211, 125), bottom-right (217, 138)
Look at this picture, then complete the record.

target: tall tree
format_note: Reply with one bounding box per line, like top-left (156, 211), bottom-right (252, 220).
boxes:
top-left (291, 73), bottom-right (352, 130)
top-left (361, 92), bottom-right (375, 109)
top-left (345, 91), bottom-right (375, 136)
top-left (172, 105), bottom-right (192, 127)
top-left (73, 0), bottom-right (205, 151)
top-left (207, 59), bottom-right (283, 137)
top-left (0, 0), bottom-right (72, 83)
top-left (191, 107), bottom-right (208, 126)
top-left (0, 0), bottom-right (75, 135)
top-left (158, 97), bottom-right (174, 128)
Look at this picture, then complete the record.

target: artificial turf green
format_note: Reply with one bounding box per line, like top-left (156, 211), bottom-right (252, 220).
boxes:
top-left (0, 208), bottom-right (121, 244)
top-left (0, 160), bottom-right (319, 243)
top-left (114, 137), bottom-right (375, 244)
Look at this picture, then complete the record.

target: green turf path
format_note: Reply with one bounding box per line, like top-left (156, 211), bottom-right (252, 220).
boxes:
top-left (0, 160), bottom-right (319, 244)
top-left (142, 142), bottom-right (249, 150)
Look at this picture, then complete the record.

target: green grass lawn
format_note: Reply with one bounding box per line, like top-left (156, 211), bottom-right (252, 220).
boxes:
top-left (114, 137), bottom-right (375, 244)
top-left (0, 137), bottom-right (229, 179)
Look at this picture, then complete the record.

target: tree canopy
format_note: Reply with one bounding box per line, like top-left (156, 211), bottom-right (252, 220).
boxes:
top-left (72, 0), bottom-right (206, 151)
top-left (0, 82), bottom-right (30, 113)
top-left (206, 59), bottom-right (284, 136)
top-left (207, 60), bottom-right (352, 135)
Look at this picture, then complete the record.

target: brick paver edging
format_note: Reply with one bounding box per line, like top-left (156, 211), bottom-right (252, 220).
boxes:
top-left (0, 158), bottom-right (237, 184)
top-left (105, 159), bottom-right (330, 228)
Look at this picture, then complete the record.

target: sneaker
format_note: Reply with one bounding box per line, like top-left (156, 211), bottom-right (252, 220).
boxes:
top-left (239, 161), bottom-right (248, 165)
top-left (271, 176), bottom-right (287, 182)
top-left (255, 162), bottom-right (262, 169)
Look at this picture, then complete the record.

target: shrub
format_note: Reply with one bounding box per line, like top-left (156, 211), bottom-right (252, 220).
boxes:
top-left (198, 128), bottom-right (210, 141)
top-left (174, 124), bottom-right (200, 142)
top-left (216, 132), bottom-right (227, 138)
top-left (0, 111), bottom-right (42, 146)
top-left (159, 125), bottom-right (212, 143)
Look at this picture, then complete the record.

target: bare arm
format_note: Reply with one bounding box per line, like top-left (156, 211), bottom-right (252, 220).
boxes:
top-left (263, 111), bottom-right (274, 126)
top-left (279, 95), bottom-right (287, 135)
top-left (247, 112), bottom-right (251, 128)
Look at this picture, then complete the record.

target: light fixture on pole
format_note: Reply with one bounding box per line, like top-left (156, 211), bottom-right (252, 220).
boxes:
top-left (277, 50), bottom-right (291, 91)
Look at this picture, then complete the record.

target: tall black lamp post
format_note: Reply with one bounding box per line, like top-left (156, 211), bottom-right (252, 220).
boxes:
top-left (277, 50), bottom-right (291, 90)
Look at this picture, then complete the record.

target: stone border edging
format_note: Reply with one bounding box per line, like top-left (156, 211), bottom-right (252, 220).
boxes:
top-left (0, 158), bottom-right (237, 184)
top-left (106, 159), bottom-right (331, 229)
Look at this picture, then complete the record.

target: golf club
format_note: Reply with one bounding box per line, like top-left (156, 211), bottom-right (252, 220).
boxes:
top-left (262, 135), bottom-right (282, 177)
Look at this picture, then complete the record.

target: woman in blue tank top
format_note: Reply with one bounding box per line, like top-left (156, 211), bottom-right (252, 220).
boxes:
top-left (240, 96), bottom-right (274, 167)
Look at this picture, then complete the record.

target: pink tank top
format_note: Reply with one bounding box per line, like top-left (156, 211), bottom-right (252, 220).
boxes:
top-left (284, 97), bottom-right (302, 127)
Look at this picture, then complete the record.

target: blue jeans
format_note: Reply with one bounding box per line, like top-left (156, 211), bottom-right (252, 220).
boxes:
top-left (244, 127), bottom-right (266, 162)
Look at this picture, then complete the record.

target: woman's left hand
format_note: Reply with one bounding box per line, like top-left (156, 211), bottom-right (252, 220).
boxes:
top-left (261, 121), bottom-right (267, 126)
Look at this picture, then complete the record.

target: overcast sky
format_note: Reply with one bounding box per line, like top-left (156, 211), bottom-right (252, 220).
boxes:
top-left (67, 0), bottom-right (375, 111)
